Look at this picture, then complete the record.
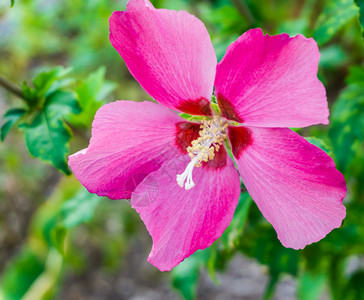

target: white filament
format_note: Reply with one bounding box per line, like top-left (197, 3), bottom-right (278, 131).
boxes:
top-left (176, 116), bottom-right (227, 190)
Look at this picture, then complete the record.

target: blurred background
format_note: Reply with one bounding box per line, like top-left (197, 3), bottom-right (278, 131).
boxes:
top-left (0, 0), bottom-right (363, 299)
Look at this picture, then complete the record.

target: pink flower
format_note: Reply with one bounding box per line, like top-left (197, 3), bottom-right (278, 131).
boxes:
top-left (68, 0), bottom-right (347, 271)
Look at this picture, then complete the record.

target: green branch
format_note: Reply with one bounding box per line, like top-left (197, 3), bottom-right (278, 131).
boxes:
top-left (0, 74), bottom-right (26, 101)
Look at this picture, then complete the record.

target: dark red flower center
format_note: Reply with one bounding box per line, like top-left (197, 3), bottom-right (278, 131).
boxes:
top-left (217, 93), bottom-right (243, 123)
top-left (228, 126), bottom-right (253, 159)
top-left (176, 97), bottom-right (212, 116)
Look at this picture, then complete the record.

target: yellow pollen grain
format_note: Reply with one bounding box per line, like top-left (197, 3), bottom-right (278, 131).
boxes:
top-left (187, 117), bottom-right (228, 167)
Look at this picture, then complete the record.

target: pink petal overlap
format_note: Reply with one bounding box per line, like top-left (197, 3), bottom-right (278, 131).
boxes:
top-left (229, 126), bottom-right (346, 249)
top-left (131, 154), bottom-right (240, 271)
top-left (68, 101), bottom-right (186, 200)
top-left (109, 0), bottom-right (217, 115)
top-left (215, 28), bottom-right (328, 127)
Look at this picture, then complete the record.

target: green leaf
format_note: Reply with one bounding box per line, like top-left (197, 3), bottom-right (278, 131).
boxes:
top-left (33, 67), bottom-right (72, 98)
top-left (342, 270), bottom-right (364, 300)
top-left (329, 66), bottom-right (364, 171)
top-left (71, 67), bottom-right (115, 127)
top-left (23, 91), bottom-right (80, 174)
top-left (298, 271), bottom-right (326, 300)
top-left (21, 249), bottom-right (63, 300)
top-left (347, 65), bottom-right (364, 85)
top-left (319, 45), bottom-right (349, 69)
top-left (0, 108), bottom-right (27, 141)
top-left (238, 205), bottom-right (299, 299)
top-left (171, 250), bottom-right (210, 300)
top-left (24, 112), bottom-right (71, 174)
top-left (0, 247), bottom-right (44, 300)
top-left (21, 81), bottom-right (38, 103)
top-left (20, 67), bottom-right (72, 105)
top-left (50, 226), bottom-right (68, 255)
top-left (59, 188), bottom-right (102, 229)
top-left (278, 18), bottom-right (309, 36)
top-left (355, 0), bottom-right (364, 35)
top-left (50, 188), bottom-right (102, 253)
top-left (220, 192), bottom-right (252, 249)
top-left (45, 90), bottom-right (81, 120)
top-left (314, 0), bottom-right (359, 45)
top-left (76, 67), bottom-right (106, 108)
top-left (10, 0), bottom-right (14, 7)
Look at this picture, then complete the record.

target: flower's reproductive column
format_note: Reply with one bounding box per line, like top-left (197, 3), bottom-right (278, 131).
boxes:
top-left (177, 116), bottom-right (228, 190)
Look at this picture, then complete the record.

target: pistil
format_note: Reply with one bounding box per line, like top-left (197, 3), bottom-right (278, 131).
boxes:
top-left (176, 116), bottom-right (228, 190)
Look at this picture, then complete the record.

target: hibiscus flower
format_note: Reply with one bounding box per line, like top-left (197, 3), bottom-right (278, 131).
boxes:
top-left (68, 0), bottom-right (346, 271)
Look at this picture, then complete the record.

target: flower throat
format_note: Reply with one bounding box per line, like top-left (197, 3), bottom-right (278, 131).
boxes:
top-left (176, 116), bottom-right (228, 190)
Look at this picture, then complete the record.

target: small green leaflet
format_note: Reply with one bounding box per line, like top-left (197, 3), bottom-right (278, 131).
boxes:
top-left (71, 67), bottom-right (115, 127)
top-left (23, 91), bottom-right (81, 174)
top-left (10, 0), bottom-right (14, 7)
top-left (33, 67), bottom-right (72, 98)
top-left (0, 108), bottom-right (27, 141)
top-left (20, 66), bottom-right (72, 106)
top-left (314, 0), bottom-right (359, 45)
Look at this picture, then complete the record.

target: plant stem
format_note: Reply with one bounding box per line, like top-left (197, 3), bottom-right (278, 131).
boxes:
top-left (0, 74), bottom-right (27, 101)
top-left (230, 0), bottom-right (255, 25)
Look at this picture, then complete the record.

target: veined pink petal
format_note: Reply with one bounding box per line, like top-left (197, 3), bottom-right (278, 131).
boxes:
top-left (215, 28), bottom-right (328, 127)
top-left (109, 0), bottom-right (217, 115)
top-left (131, 153), bottom-right (240, 271)
top-left (68, 101), bottom-right (187, 199)
top-left (228, 126), bottom-right (346, 249)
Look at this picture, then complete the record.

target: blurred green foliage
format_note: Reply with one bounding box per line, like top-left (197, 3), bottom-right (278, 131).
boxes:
top-left (1, 0), bottom-right (364, 299)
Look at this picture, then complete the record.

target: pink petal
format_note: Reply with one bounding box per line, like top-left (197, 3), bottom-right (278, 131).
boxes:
top-left (109, 1), bottom-right (217, 115)
top-left (228, 126), bottom-right (346, 249)
top-left (68, 101), bottom-right (188, 199)
top-left (127, 0), bottom-right (154, 10)
top-left (215, 28), bottom-right (328, 127)
top-left (131, 153), bottom-right (240, 271)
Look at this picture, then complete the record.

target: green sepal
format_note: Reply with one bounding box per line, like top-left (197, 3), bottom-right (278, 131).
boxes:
top-left (178, 113), bottom-right (206, 122)
top-left (210, 102), bottom-right (221, 115)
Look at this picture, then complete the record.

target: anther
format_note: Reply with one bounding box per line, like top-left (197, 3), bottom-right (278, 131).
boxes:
top-left (176, 116), bottom-right (228, 190)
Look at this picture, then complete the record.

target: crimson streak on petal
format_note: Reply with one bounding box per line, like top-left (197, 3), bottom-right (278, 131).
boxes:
top-left (217, 94), bottom-right (243, 123)
top-left (228, 126), bottom-right (253, 158)
top-left (176, 97), bottom-right (212, 116)
top-left (175, 122), bottom-right (201, 154)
